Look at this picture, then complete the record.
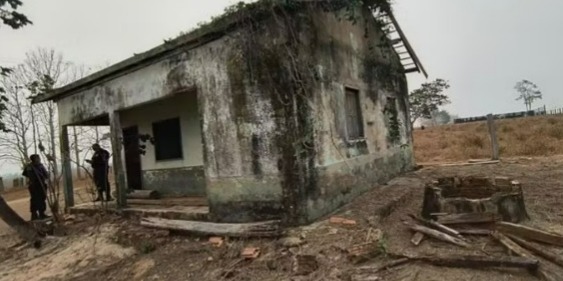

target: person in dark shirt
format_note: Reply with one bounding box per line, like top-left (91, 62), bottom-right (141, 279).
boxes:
top-left (86, 144), bottom-right (112, 202)
top-left (22, 154), bottom-right (50, 220)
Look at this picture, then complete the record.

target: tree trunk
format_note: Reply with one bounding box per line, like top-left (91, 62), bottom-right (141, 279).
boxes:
top-left (0, 196), bottom-right (41, 247)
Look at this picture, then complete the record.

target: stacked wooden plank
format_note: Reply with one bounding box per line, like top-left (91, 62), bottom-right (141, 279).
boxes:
top-left (405, 213), bottom-right (563, 281)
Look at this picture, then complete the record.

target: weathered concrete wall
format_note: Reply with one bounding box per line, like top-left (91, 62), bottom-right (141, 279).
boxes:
top-left (55, 3), bottom-right (414, 224)
top-left (55, 14), bottom-right (285, 221)
top-left (301, 8), bottom-right (414, 222)
top-left (119, 92), bottom-right (205, 196)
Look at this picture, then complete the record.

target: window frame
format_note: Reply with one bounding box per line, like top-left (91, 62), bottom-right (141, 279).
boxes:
top-left (151, 117), bottom-right (184, 162)
top-left (344, 87), bottom-right (365, 142)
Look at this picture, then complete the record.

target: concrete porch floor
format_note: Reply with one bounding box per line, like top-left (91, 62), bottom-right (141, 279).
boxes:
top-left (69, 200), bottom-right (209, 221)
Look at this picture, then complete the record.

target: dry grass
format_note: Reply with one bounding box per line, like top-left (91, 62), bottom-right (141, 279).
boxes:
top-left (414, 115), bottom-right (563, 163)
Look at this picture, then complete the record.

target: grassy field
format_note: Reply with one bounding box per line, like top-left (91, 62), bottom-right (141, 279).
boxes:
top-left (414, 115), bottom-right (563, 163)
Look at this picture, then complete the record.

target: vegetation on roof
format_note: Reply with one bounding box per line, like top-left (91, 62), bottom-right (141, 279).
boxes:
top-left (166, 0), bottom-right (393, 44)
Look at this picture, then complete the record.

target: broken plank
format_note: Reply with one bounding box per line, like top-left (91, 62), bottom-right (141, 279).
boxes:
top-left (497, 222), bottom-right (563, 247)
top-left (492, 231), bottom-right (560, 281)
top-left (407, 223), bottom-right (470, 248)
top-left (415, 254), bottom-right (538, 270)
top-left (411, 232), bottom-right (424, 246)
top-left (409, 214), bottom-right (463, 239)
top-left (506, 234), bottom-right (563, 268)
top-left (437, 212), bottom-right (500, 225)
top-left (456, 229), bottom-right (492, 236)
top-left (127, 197), bottom-right (208, 207)
top-left (491, 231), bottom-right (535, 258)
top-left (141, 217), bottom-right (281, 238)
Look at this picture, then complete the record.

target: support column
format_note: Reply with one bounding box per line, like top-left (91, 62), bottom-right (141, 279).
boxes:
top-left (109, 111), bottom-right (127, 208)
top-left (60, 125), bottom-right (74, 208)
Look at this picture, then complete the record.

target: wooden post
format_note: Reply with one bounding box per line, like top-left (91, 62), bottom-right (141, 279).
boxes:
top-left (109, 111), bottom-right (127, 208)
top-left (486, 114), bottom-right (499, 160)
top-left (60, 125), bottom-right (74, 208)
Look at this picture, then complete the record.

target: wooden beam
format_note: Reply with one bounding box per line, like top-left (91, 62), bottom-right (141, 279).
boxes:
top-left (497, 222), bottom-right (563, 247)
top-left (109, 111), bottom-right (127, 208)
top-left (141, 217), bottom-right (282, 238)
top-left (487, 114), bottom-right (500, 160)
top-left (386, 9), bottom-right (428, 78)
top-left (507, 234), bottom-right (563, 268)
top-left (492, 232), bottom-right (560, 281)
top-left (437, 212), bottom-right (500, 225)
top-left (59, 125), bottom-right (74, 208)
top-left (415, 254), bottom-right (538, 270)
top-left (409, 214), bottom-right (463, 239)
top-left (455, 229), bottom-right (492, 236)
top-left (407, 223), bottom-right (470, 248)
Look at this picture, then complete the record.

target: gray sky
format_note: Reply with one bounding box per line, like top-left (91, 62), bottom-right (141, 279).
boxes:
top-left (2, 0), bottom-right (563, 117)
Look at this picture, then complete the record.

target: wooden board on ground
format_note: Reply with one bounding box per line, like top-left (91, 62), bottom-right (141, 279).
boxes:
top-left (496, 222), bottom-right (563, 247)
top-left (409, 214), bottom-right (463, 239)
top-left (437, 212), bottom-right (500, 225)
top-left (141, 217), bottom-right (281, 238)
top-left (127, 190), bottom-right (159, 200)
top-left (455, 229), bottom-right (492, 236)
top-left (411, 232), bottom-right (424, 246)
top-left (127, 197), bottom-right (208, 207)
top-left (491, 231), bottom-right (562, 281)
top-left (406, 223), bottom-right (470, 248)
top-left (414, 254), bottom-right (538, 270)
top-left (506, 234), bottom-right (563, 268)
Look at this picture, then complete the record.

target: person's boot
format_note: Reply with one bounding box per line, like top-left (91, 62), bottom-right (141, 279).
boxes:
top-left (30, 212), bottom-right (39, 221)
top-left (94, 191), bottom-right (103, 202)
top-left (39, 212), bottom-right (51, 220)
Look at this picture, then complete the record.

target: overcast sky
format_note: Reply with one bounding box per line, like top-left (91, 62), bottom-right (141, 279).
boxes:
top-left (3, 0), bottom-right (563, 117)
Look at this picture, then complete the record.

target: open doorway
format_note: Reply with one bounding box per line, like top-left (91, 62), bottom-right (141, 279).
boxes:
top-left (122, 126), bottom-right (143, 190)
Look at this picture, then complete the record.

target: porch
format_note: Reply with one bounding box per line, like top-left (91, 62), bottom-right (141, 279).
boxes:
top-left (58, 91), bottom-right (207, 211)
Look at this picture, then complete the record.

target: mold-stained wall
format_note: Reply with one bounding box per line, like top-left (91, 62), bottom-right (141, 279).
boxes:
top-left (53, 3), bottom-right (415, 224)
top-left (303, 9), bottom-right (414, 222)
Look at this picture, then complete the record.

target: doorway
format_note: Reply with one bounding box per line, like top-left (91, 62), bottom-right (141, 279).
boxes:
top-left (123, 126), bottom-right (143, 190)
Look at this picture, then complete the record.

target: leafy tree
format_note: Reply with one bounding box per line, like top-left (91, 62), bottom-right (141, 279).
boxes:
top-left (514, 79), bottom-right (542, 111)
top-left (433, 110), bottom-right (452, 125)
top-left (408, 78), bottom-right (451, 126)
top-left (0, 0), bottom-right (32, 132)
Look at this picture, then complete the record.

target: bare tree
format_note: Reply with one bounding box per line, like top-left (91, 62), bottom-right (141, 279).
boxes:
top-left (0, 71), bottom-right (33, 166)
top-left (515, 79), bottom-right (542, 111)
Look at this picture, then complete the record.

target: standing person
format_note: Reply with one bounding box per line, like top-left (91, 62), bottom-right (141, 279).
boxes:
top-left (86, 144), bottom-right (112, 202)
top-left (22, 154), bottom-right (50, 220)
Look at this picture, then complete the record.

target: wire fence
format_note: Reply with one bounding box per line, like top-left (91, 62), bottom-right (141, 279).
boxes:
top-left (453, 105), bottom-right (563, 124)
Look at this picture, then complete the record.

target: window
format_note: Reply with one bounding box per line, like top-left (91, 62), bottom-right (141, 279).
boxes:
top-left (152, 117), bottom-right (183, 161)
top-left (345, 87), bottom-right (364, 140)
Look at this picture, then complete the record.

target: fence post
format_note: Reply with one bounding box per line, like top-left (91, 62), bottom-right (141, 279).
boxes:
top-left (487, 114), bottom-right (499, 161)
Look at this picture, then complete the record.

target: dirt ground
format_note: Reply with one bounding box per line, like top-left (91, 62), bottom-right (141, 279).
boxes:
top-left (2, 156), bottom-right (563, 280)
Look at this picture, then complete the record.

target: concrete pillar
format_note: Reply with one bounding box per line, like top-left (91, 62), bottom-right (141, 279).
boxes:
top-left (60, 125), bottom-right (75, 208)
top-left (109, 111), bottom-right (127, 208)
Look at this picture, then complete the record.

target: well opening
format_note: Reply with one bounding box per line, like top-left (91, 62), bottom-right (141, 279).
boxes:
top-left (422, 176), bottom-right (529, 223)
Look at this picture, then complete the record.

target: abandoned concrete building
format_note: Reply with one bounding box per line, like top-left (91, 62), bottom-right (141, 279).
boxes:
top-left (33, 1), bottom-right (426, 225)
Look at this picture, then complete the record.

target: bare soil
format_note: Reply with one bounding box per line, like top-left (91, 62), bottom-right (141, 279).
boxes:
top-left (2, 156), bottom-right (563, 280)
